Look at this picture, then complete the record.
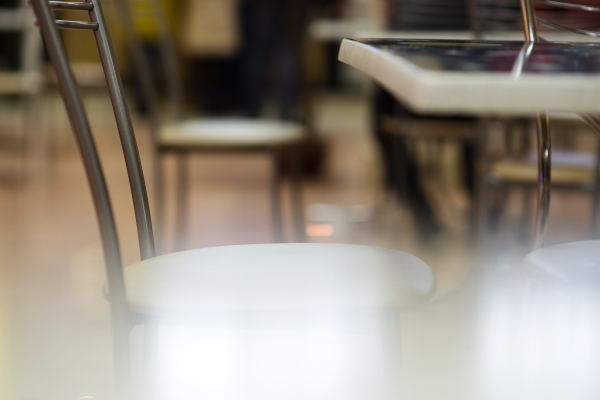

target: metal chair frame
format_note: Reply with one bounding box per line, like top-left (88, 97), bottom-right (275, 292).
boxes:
top-left (518, 0), bottom-right (600, 247)
top-left (30, 0), bottom-right (154, 397)
top-left (28, 1), bottom-right (310, 397)
top-left (115, 0), bottom-right (305, 248)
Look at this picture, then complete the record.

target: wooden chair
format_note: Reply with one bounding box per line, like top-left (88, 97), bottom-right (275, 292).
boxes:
top-left (29, 0), bottom-right (437, 398)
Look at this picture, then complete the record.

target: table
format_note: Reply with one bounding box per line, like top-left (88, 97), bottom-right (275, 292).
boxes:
top-left (338, 36), bottom-right (600, 400)
top-left (339, 36), bottom-right (600, 247)
top-left (339, 38), bottom-right (600, 116)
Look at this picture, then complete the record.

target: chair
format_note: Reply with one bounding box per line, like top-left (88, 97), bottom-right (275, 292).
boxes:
top-left (0, 0), bottom-right (43, 165)
top-left (114, 0), bottom-right (306, 249)
top-left (29, 0), bottom-right (437, 398)
top-left (484, 113), bottom-right (600, 237)
top-left (518, 0), bottom-right (600, 281)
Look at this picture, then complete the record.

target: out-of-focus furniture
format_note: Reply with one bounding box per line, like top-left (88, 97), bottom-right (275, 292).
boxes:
top-left (0, 0), bottom-right (43, 161)
top-left (30, 1), bottom-right (437, 399)
top-left (486, 113), bottom-right (600, 236)
top-left (519, 0), bottom-right (600, 298)
top-left (373, 0), bottom-right (522, 237)
top-left (339, 35), bottom-right (600, 249)
top-left (116, 0), bottom-right (307, 249)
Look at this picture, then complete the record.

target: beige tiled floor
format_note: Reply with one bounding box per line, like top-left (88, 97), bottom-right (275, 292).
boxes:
top-left (0, 90), bottom-right (597, 399)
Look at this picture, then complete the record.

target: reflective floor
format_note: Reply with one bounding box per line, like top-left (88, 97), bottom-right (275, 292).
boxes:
top-left (1, 89), bottom-right (598, 399)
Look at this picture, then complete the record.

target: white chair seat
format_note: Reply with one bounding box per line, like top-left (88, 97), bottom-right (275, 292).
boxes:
top-left (158, 119), bottom-right (304, 148)
top-left (125, 243), bottom-right (436, 316)
top-left (489, 159), bottom-right (595, 186)
top-left (523, 240), bottom-right (600, 296)
top-left (0, 71), bottom-right (42, 95)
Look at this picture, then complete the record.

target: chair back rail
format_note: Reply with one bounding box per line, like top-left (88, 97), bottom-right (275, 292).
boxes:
top-left (28, 4), bottom-right (133, 396)
top-left (112, 0), bottom-right (162, 136)
top-left (32, 0), bottom-right (156, 261)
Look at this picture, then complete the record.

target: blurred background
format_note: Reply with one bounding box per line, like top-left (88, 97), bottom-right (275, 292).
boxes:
top-left (1, 0), bottom-right (600, 398)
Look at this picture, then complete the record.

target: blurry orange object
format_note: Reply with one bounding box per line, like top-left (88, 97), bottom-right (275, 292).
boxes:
top-left (306, 223), bottom-right (334, 237)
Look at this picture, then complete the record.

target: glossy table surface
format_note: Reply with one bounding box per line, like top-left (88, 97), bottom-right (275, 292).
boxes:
top-left (339, 38), bottom-right (600, 115)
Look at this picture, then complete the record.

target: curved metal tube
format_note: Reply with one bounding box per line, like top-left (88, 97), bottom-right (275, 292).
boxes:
top-left (537, 17), bottom-right (600, 37)
top-left (521, 0), bottom-right (539, 42)
top-left (29, 1), bottom-right (131, 398)
top-left (511, 41), bottom-right (535, 78)
top-left (534, 112), bottom-right (552, 249)
top-left (536, 0), bottom-right (600, 12)
top-left (89, 0), bottom-right (156, 260)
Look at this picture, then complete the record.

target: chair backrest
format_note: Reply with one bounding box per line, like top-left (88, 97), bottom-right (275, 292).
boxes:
top-left (538, 0), bottom-right (600, 36)
top-left (386, 0), bottom-right (522, 36)
top-left (521, 0), bottom-right (600, 41)
top-left (386, 0), bottom-right (472, 31)
top-left (29, 0), bottom-right (155, 311)
top-left (476, 0), bottom-right (522, 31)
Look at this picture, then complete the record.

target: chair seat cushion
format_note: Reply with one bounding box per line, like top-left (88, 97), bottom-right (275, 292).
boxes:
top-left (159, 119), bottom-right (304, 148)
top-left (523, 240), bottom-right (600, 296)
top-left (124, 244), bottom-right (436, 316)
top-left (490, 159), bottom-right (595, 186)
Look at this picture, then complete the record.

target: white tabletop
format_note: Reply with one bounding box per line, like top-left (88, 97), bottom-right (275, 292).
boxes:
top-left (338, 37), bottom-right (600, 116)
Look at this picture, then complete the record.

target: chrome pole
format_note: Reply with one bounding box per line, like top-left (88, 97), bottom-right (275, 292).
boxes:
top-left (29, 1), bottom-right (131, 398)
top-left (534, 111), bottom-right (551, 248)
top-left (521, 0), bottom-right (539, 42)
top-left (89, 0), bottom-right (156, 260)
top-left (520, 0), bottom-right (551, 248)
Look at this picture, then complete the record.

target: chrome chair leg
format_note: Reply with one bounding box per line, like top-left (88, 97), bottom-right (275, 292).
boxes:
top-left (578, 112), bottom-right (600, 237)
top-left (110, 312), bottom-right (132, 400)
top-left (291, 150), bottom-right (306, 242)
top-left (475, 118), bottom-right (491, 237)
top-left (153, 149), bottom-right (165, 253)
top-left (534, 111), bottom-right (552, 248)
top-left (142, 322), bottom-right (159, 399)
top-left (591, 187), bottom-right (600, 237)
top-left (174, 152), bottom-right (189, 251)
top-left (271, 150), bottom-right (284, 243)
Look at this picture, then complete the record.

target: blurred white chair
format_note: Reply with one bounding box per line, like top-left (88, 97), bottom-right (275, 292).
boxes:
top-left (29, 1), bottom-right (437, 399)
top-left (485, 113), bottom-right (600, 236)
top-left (520, 0), bottom-right (600, 290)
top-left (0, 0), bottom-right (43, 170)
top-left (117, 0), bottom-right (306, 249)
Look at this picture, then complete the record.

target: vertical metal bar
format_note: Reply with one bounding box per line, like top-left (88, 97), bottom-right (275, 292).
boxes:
top-left (534, 111), bottom-right (551, 248)
top-left (112, 0), bottom-right (161, 137)
top-left (475, 118), bottom-right (490, 237)
top-left (29, 1), bottom-right (131, 399)
top-left (578, 112), bottom-right (600, 237)
top-left (142, 322), bottom-right (159, 400)
top-left (174, 152), bottom-right (189, 251)
top-left (520, 0), bottom-right (539, 42)
top-left (153, 149), bottom-right (165, 253)
top-left (290, 150), bottom-right (306, 242)
top-left (467, 0), bottom-right (483, 39)
top-left (89, 0), bottom-right (156, 260)
top-left (271, 150), bottom-right (284, 243)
